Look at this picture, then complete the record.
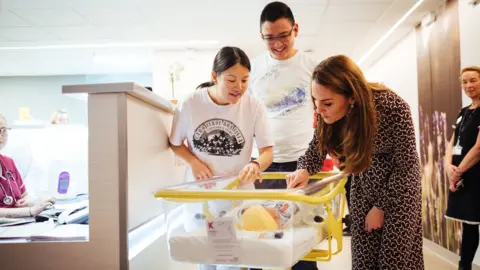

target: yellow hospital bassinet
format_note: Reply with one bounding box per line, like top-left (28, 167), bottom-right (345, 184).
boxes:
top-left (154, 172), bottom-right (348, 270)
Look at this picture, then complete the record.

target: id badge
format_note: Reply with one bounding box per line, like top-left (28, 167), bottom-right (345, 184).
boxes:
top-left (456, 116), bottom-right (462, 124)
top-left (453, 145), bottom-right (463, 156)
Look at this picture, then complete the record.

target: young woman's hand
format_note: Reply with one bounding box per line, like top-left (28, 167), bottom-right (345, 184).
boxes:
top-left (190, 159), bottom-right (213, 180)
top-left (365, 206), bottom-right (384, 232)
top-left (239, 162), bottom-right (262, 183)
top-left (286, 169), bottom-right (309, 188)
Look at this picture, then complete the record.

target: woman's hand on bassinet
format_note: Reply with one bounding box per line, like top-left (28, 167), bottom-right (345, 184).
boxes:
top-left (190, 158), bottom-right (213, 181)
top-left (286, 169), bottom-right (309, 188)
top-left (239, 162), bottom-right (262, 183)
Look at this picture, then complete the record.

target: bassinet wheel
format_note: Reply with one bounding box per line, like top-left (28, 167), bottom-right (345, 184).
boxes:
top-left (342, 214), bottom-right (352, 236)
top-left (342, 214), bottom-right (352, 227)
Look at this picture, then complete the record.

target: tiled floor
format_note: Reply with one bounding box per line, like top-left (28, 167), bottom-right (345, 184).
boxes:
top-left (316, 237), bottom-right (457, 270)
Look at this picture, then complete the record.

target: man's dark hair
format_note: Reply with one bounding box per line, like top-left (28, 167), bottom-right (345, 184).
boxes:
top-left (260, 1), bottom-right (295, 27)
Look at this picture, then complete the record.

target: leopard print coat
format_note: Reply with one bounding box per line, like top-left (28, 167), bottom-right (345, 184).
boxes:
top-left (298, 90), bottom-right (424, 270)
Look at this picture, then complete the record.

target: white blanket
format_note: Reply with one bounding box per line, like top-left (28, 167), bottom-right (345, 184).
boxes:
top-left (168, 222), bottom-right (326, 269)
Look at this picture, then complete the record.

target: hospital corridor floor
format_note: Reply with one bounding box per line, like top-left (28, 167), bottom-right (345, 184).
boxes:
top-left (316, 237), bottom-right (458, 270)
top-left (175, 237), bottom-right (472, 270)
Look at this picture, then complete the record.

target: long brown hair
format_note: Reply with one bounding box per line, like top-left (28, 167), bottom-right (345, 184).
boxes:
top-left (312, 55), bottom-right (389, 173)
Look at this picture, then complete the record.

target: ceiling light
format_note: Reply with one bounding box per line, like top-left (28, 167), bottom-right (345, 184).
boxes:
top-left (357, 0), bottom-right (426, 65)
top-left (0, 40), bottom-right (220, 51)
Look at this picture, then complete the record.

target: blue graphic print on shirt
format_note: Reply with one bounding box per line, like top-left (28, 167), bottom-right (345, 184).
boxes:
top-left (268, 87), bottom-right (307, 116)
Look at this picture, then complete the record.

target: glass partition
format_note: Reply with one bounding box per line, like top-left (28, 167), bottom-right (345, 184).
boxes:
top-left (0, 91), bottom-right (89, 243)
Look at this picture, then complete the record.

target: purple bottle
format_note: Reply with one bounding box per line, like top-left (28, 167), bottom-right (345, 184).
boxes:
top-left (58, 171), bottom-right (70, 194)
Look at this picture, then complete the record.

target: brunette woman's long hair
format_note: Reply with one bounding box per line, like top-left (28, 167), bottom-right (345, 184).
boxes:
top-left (312, 55), bottom-right (389, 173)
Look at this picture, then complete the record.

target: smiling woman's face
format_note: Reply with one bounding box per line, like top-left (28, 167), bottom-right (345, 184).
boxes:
top-left (461, 70), bottom-right (480, 101)
top-left (212, 63), bottom-right (250, 105)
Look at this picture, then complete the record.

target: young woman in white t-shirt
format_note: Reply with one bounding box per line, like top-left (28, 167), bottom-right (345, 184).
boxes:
top-left (169, 47), bottom-right (274, 270)
top-left (170, 46), bottom-right (274, 185)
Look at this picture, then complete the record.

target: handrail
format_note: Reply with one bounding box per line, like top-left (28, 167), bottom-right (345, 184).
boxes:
top-left (154, 172), bottom-right (348, 205)
top-left (62, 82), bottom-right (174, 114)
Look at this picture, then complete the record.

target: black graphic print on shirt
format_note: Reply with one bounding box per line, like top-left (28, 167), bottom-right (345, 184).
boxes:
top-left (192, 118), bottom-right (245, 156)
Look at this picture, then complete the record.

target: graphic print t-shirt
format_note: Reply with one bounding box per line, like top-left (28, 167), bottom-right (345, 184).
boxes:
top-left (249, 50), bottom-right (317, 162)
top-left (169, 88), bottom-right (274, 182)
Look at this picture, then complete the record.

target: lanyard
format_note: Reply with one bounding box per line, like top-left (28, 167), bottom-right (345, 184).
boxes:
top-left (457, 106), bottom-right (478, 143)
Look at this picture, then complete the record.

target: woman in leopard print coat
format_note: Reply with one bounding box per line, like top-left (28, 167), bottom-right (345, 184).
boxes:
top-left (286, 55), bottom-right (424, 270)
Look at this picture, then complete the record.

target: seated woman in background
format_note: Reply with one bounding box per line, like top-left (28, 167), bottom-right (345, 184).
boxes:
top-left (0, 113), bottom-right (56, 218)
top-left (445, 66), bottom-right (480, 270)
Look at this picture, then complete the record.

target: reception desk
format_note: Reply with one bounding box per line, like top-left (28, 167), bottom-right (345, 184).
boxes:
top-left (0, 83), bottom-right (184, 270)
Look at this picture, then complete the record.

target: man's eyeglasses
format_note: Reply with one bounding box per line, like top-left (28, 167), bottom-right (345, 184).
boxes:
top-left (262, 28), bottom-right (294, 44)
top-left (0, 127), bottom-right (11, 136)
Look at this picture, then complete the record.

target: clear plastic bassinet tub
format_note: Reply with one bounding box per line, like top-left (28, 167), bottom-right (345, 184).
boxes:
top-left (154, 172), bottom-right (348, 270)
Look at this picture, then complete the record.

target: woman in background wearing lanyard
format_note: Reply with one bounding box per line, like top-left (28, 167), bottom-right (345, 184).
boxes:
top-left (0, 113), bottom-right (55, 218)
top-left (445, 66), bottom-right (480, 270)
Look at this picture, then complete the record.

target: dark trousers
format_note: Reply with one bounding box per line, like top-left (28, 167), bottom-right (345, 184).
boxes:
top-left (252, 161), bottom-right (318, 270)
top-left (342, 176), bottom-right (353, 233)
top-left (459, 223), bottom-right (479, 270)
top-left (345, 175), bottom-right (352, 209)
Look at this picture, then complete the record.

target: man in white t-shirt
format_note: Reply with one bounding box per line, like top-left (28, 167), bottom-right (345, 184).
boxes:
top-left (249, 1), bottom-right (316, 185)
top-left (248, 2), bottom-right (318, 270)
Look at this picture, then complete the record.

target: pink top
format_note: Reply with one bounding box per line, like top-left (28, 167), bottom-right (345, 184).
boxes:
top-left (0, 154), bottom-right (26, 208)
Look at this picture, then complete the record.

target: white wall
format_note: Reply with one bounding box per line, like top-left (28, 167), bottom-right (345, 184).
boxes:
top-left (365, 30), bottom-right (420, 150)
top-left (458, 1), bottom-right (480, 264)
top-left (459, 0), bottom-right (480, 108)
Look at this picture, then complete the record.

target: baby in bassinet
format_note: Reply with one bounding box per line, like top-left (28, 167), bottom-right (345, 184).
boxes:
top-left (238, 201), bottom-right (325, 237)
